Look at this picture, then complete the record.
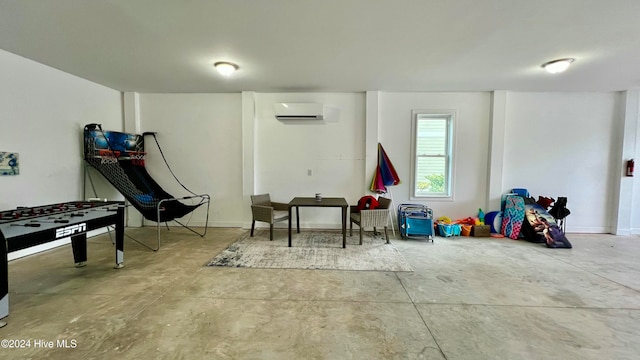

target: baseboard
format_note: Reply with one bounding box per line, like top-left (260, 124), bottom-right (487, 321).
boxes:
top-left (611, 228), bottom-right (640, 236)
top-left (141, 220), bottom-right (245, 228)
top-left (136, 221), bottom-right (346, 230)
top-left (246, 223), bottom-right (346, 231)
top-left (564, 226), bottom-right (611, 234)
top-left (565, 226), bottom-right (640, 236)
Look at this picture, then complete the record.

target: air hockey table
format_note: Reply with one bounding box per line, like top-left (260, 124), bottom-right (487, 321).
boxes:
top-left (0, 200), bottom-right (125, 328)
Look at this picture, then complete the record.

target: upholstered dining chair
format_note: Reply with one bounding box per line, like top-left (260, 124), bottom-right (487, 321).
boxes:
top-left (349, 196), bottom-right (392, 244)
top-left (250, 194), bottom-right (289, 240)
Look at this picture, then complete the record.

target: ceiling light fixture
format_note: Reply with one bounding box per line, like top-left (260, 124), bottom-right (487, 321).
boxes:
top-left (214, 61), bottom-right (239, 76)
top-left (541, 58), bottom-right (575, 74)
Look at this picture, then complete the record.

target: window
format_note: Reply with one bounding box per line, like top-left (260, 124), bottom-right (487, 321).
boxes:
top-left (411, 110), bottom-right (454, 199)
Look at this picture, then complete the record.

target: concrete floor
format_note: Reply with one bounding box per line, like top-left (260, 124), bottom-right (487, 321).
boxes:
top-left (2, 227), bottom-right (640, 359)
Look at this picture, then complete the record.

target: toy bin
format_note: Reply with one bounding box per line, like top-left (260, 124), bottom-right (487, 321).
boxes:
top-left (438, 223), bottom-right (461, 237)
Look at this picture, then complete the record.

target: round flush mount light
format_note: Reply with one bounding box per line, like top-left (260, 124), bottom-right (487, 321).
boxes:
top-left (214, 61), bottom-right (239, 76)
top-left (541, 58), bottom-right (575, 74)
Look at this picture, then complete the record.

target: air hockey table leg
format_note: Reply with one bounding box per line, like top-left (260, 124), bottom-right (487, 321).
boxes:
top-left (1, 232), bottom-right (8, 327)
top-left (71, 233), bottom-right (87, 268)
top-left (114, 205), bottom-right (124, 269)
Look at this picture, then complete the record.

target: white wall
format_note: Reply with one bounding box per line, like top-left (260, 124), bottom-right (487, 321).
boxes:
top-left (0, 49), bottom-right (122, 208)
top-left (2, 47), bottom-right (637, 263)
top-left (138, 93), bottom-right (243, 227)
top-left (253, 93), bottom-right (365, 228)
top-left (134, 90), bottom-right (631, 234)
top-left (633, 91), bottom-right (640, 232)
top-left (135, 91), bottom-right (494, 229)
top-left (503, 92), bottom-right (621, 233)
top-left (378, 92), bottom-right (492, 220)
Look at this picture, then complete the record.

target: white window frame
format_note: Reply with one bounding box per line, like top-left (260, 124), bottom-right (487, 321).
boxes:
top-left (410, 110), bottom-right (455, 201)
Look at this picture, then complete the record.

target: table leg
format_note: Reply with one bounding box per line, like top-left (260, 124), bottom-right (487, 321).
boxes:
top-left (296, 206), bottom-right (300, 233)
top-left (115, 205), bottom-right (125, 269)
top-left (0, 232), bottom-right (8, 325)
top-left (342, 206), bottom-right (347, 248)
top-left (288, 206), bottom-right (292, 247)
top-left (71, 233), bottom-right (87, 267)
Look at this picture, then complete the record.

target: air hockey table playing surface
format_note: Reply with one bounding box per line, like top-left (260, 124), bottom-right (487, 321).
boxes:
top-left (0, 200), bottom-right (126, 328)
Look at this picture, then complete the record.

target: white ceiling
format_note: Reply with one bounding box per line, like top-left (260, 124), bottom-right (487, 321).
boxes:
top-left (2, 0), bottom-right (640, 93)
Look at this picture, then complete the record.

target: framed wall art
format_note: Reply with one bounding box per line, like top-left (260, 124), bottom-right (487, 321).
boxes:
top-left (0, 151), bottom-right (19, 175)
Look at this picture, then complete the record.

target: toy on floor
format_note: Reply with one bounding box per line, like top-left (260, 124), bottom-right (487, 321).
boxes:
top-left (521, 202), bottom-right (572, 248)
top-left (501, 195), bottom-right (525, 240)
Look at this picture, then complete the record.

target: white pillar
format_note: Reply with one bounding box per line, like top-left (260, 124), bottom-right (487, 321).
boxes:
top-left (123, 92), bottom-right (143, 227)
top-left (241, 91), bottom-right (257, 229)
top-left (612, 89), bottom-right (640, 235)
top-left (365, 91), bottom-right (380, 193)
top-left (486, 90), bottom-right (508, 211)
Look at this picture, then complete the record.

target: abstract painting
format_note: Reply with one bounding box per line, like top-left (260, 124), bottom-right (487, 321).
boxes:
top-left (0, 152), bottom-right (19, 175)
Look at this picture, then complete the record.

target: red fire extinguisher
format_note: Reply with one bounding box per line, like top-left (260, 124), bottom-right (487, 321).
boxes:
top-left (626, 159), bottom-right (635, 177)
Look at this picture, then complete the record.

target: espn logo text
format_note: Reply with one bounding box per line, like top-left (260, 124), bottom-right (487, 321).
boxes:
top-left (55, 223), bottom-right (87, 238)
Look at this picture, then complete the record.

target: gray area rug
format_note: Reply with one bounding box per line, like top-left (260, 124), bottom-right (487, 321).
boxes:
top-left (206, 230), bottom-right (413, 271)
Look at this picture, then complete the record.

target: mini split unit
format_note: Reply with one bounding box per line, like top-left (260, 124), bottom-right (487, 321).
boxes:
top-left (274, 103), bottom-right (324, 120)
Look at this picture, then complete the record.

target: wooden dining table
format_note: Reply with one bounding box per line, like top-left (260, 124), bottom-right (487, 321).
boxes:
top-left (287, 197), bottom-right (349, 248)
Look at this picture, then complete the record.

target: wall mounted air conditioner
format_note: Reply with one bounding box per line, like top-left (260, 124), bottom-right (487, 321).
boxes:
top-left (274, 103), bottom-right (324, 120)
